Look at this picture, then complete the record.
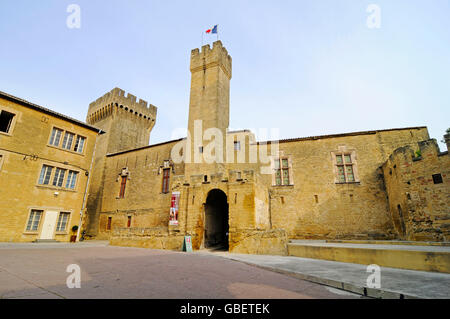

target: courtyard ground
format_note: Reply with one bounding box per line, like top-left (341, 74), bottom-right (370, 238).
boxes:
top-left (0, 241), bottom-right (360, 299)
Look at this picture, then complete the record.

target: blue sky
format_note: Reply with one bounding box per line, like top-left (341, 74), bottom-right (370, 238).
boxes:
top-left (1, 0), bottom-right (449, 149)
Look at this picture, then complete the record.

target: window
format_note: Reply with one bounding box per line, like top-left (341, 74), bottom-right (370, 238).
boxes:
top-left (107, 217), bottom-right (112, 231)
top-left (26, 210), bottom-right (42, 231)
top-left (49, 128), bottom-right (63, 146)
top-left (0, 110), bottom-right (15, 133)
top-left (119, 176), bottom-right (127, 198)
top-left (199, 146), bottom-right (204, 154)
top-left (65, 171), bottom-right (78, 190)
top-left (274, 158), bottom-right (291, 186)
top-left (234, 141), bottom-right (241, 151)
top-left (62, 132), bottom-right (75, 150)
top-left (162, 168), bottom-right (170, 193)
top-left (38, 165), bottom-right (54, 185)
top-left (49, 128), bottom-right (86, 154)
top-left (56, 212), bottom-right (70, 232)
top-left (74, 136), bottom-right (86, 153)
top-left (52, 168), bottom-right (66, 187)
top-left (127, 216), bottom-right (132, 228)
top-left (39, 165), bottom-right (78, 190)
top-left (433, 174), bottom-right (443, 184)
top-left (335, 154), bottom-right (356, 183)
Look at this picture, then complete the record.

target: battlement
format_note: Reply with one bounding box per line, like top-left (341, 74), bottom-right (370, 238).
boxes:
top-left (384, 138), bottom-right (448, 173)
top-left (87, 88), bottom-right (157, 125)
top-left (190, 41), bottom-right (232, 79)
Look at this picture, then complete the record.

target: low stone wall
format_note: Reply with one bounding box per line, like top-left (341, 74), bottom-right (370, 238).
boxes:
top-left (110, 227), bottom-right (185, 250)
top-left (229, 229), bottom-right (288, 256)
top-left (110, 227), bottom-right (288, 255)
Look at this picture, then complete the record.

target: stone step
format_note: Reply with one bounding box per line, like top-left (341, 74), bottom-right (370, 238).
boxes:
top-left (287, 241), bottom-right (450, 273)
top-left (325, 240), bottom-right (450, 247)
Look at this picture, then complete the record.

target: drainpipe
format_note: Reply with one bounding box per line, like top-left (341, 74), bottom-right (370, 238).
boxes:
top-left (76, 129), bottom-right (102, 242)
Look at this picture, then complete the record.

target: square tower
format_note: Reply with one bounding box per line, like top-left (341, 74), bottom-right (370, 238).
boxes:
top-left (186, 41), bottom-right (232, 178)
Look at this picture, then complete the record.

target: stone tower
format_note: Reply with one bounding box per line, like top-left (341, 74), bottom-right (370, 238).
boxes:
top-left (185, 41), bottom-right (232, 179)
top-left (85, 88), bottom-right (157, 236)
top-left (86, 87), bottom-right (157, 154)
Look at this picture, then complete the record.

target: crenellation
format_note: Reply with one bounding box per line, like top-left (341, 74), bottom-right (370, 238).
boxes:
top-left (138, 99), bottom-right (148, 108)
top-left (190, 40), bottom-right (232, 78)
top-left (87, 87), bottom-right (157, 125)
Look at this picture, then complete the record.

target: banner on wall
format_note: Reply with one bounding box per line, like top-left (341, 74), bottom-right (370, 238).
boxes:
top-left (169, 192), bottom-right (180, 226)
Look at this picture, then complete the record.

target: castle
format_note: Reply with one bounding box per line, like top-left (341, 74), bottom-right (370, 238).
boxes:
top-left (0, 41), bottom-right (448, 254)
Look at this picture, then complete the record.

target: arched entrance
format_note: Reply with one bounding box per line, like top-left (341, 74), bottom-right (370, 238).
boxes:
top-left (204, 189), bottom-right (229, 250)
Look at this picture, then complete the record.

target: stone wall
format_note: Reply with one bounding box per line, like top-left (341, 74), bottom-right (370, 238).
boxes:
top-left (110, 227), bottom-right (184, 250)
top-left (265, 127), bottom-right (430, 240)
top-left (0, 94), bottom-right (99, 242)
top-left (382, 138), bottom-right (449, 241)
top-left (95, 139), bottom-right (185, 239)
top-left (229, 229), bottom-right (288, 255)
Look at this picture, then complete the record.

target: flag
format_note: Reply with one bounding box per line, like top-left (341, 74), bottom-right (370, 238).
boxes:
top-left (206, 25), bottom-right (218, 34)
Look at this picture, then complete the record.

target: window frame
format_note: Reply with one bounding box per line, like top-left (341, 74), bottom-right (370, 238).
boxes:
top-left (52, 168), bottom-right (67, 187)
top-left (0, 109), bottom-right (16, 135)
top-left (106, 217), bottom-right (112, 231)
top-left (65, 170), bottom-right (79, 190)
top-left (0, 153), bottom-right (4, 171)
top-left (38, 165), bottom-right (54, 185)
top-left (272, 157), bottom-right (293, 186)
top-left (37, 163), bottom-right (79, 191)
top-left (48, 126), bottom-right (87, 155)
top-left (56, 212), bottom-right (71, 233)
top-left (49, 127), bottom-right (64, 147)
top-left (432, 174), bottom-right (443, 185)
top-left (119, 176), bottom-right (127, 198)
top-left (25, 210), bottom-right (43, 233)
top-left (73, 135), bottom-right (86, 154)
top-left (162, 168), bottom-right (170, 194)
top-left (332, 150), bottom-right (360, 184)
top-left (61, 131), bottom-right (75, 150)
